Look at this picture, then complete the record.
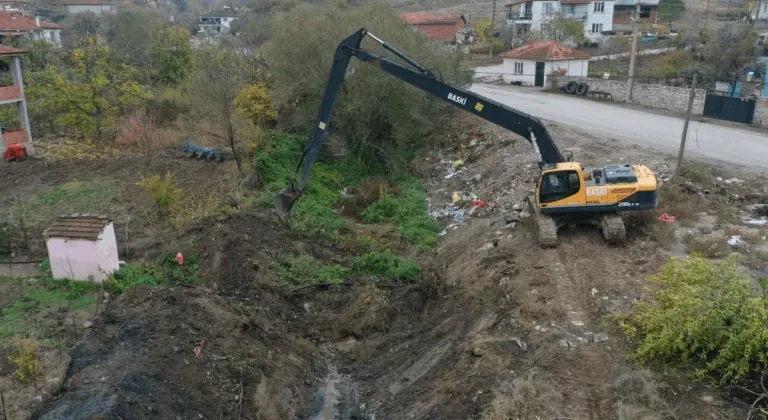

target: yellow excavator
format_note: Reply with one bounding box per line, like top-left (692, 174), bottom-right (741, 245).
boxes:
top-left (274, 29), bottom-right (658, 247)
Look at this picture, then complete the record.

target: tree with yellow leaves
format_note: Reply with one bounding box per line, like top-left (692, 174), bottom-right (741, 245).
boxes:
top-left (28, 36), bottom-right (152, 142)
top-left (234, 83), bottom-right (277, 128)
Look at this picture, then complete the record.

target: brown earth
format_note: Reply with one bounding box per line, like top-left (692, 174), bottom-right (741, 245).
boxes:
top-left (9, 112), bottom-right (767, 419)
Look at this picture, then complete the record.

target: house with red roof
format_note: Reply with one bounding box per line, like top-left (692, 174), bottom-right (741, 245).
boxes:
top-left (501, 40), bottom-right (590, 86)
top-left (399, 12), bottom-right (466, 42)
top-left (0, 11), bottom-right (62, 45)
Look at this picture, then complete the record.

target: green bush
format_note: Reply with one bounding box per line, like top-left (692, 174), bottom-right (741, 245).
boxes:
top-left (267, 0), bottom-right (471, 172)
top-left (620, 255), bottom-right (768, 384)
top-left (362, 177), bottom-right (441, 248)
top-left (108, 263), bottom-right (166, 293)
top-left (352, 250), bottom-right (420, 283)
top-left (139, 172), bottom-right (183, 214)
top-left (157, 251), bottom-right (199, 285)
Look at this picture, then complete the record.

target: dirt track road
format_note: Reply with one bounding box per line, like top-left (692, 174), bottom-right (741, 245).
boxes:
top-left (470, 83), bottom-right (768, 171)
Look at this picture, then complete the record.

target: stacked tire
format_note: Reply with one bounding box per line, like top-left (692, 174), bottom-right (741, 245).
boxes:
top-left (563, 81), bottom-right (589, 96)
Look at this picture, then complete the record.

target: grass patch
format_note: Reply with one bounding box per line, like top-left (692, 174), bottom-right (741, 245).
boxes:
top-left (614, 370), bottom-right (671, 420)
top-left (482, 371), bottom-right (564, 420)
top-left (681, 233), bottom-right (729, 258)
top-left (0, 279), bottom-right (101, 343)
top-left (35, 179), bottom-right (119, 216)
top-left (274, 255), bottom-right (352, 286)
top-left (351, 250), bottom-right (420, 283)
top-left (108, 251), bottom-right (199, 293)
top-left (361, 177), bottom-right (441, 249)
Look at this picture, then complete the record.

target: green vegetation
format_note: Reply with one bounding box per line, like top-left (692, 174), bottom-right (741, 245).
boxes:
top-left (0, 278), bottom-right (100, 342)
top-left (108, 250), bottom-right (199, 293)
top-left (35, 179), bottom-right (119, 216)
top-left (275, 250), bottom-right (420, 286)
top-left (267, 0), bottom-right (470, 172)
top-left (620, 255), bottom-right (768, 384)
top-left (657, 0), bottom-right (685, 28)
top-left (139, 172), bottom-right (184, 215)
top-left (362, 177), bottom-right (441, 249)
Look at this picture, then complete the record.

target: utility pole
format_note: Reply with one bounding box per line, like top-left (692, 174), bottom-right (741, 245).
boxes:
top-left (490, 0), bottom-right (497, 58)
top-left (754, 0), bottom-right (761, 29)
top-left (673, 69), bottom-right (698, 182)
top-left (625, 1), bottom-right (641, 103)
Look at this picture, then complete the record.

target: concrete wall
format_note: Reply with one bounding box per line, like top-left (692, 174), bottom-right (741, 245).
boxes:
top-left (46, 223), bottom-right (120, 282)
top-left (559, 76), bottom-right (706, 114)
top-left (67, 4), bottom-right (116, 14)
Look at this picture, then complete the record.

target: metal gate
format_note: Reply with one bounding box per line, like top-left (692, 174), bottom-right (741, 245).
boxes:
top-left (703, 90), bottom-right (756, 124)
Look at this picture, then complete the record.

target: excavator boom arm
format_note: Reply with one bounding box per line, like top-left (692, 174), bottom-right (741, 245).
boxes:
top-left (275, 28), bottom-right (564, 216)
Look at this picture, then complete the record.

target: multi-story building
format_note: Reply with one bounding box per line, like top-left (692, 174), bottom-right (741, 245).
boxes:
top-left (505, 0), bottom-right (615, 42)
top-left (613, 0), bottom-right (658, 31)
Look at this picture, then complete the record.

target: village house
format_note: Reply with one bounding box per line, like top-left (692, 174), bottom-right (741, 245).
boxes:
top-left (0, 0), bottom-right (29, 14)
top-left (199, 9), bottom-right (240, 35)
top-left (0, 45), bottom-right (33, 156)
top-left (505, 0), bottom-right (614, 42)
top-left (399, 12), bottom-right (466, 42)
top-left (501, 40), bottom-right (590, 86)
top-left (57, 0), bottom-right (117, 14)
top-left (0, 11), bottom-right (61, 46)
top-left (613, 0), bottom-right (658, 31)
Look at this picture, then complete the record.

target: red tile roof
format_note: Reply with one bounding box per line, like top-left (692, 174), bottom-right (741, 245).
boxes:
top-left (45, 215), bottom-right (112, 240)
top-left (399, 12), bottom-right (464, 25)
top-left (0, 11), bottom-right (61, 31)
top-left (0, 44), bottom-right (25, 55)
top-left (502, 40), bottom-right (590, 61)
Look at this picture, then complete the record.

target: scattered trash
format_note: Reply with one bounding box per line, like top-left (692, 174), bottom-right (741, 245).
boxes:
top-left (727, 235), bottom-right (746, 247)
top-left (472, 200), bottom-right (488, 208)
top-left (452, 192), bottom-right (462, 203)
top-left (193, 340), bottom-right (206, 359)
top-left (742, 216), bottom-right (768, 226)
top-left (83, 320), bottom-right (93, 329)
top-left (593, 333), bottom-right (609, 343)
top-left (723, 177), bottom-right (743, 185)
top-left (590, 287), bottom-right (598, 297)
top-left (512, 337), bottom-right (527, 351)
top-left (659, 213), bottom-right (676, 222)
top-left (439, 229), bottom-right (448, 236)
top-left (176, 252), bottom-right (184, 265)
top-left (571, 320), bottom-right (584, 327)
top-left (452, 160), bottom-right (464, 169)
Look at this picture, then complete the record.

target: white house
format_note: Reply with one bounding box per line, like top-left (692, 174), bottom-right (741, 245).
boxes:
top-left (58, 0), bottom-right (116, 15)
top-left (199, 10), bottom-right (240, 35)
top-left (45, 215), bottom-right (120, 282)
top-left (505, 0), bottom-right (615, 42)
top-left (502, 40), bottom-right (590, 86)
top-left (0, 12), bottom-right (62, 46)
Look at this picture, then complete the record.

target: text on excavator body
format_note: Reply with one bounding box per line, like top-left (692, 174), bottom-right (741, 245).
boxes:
top-left (447, 93), bottom-right (467, 105)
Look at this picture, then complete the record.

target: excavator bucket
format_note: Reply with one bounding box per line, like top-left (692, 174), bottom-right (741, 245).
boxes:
top-left (274, 188), bottom-right (300, 217)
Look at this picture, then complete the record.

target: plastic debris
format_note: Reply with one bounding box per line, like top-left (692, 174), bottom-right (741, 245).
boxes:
top-left (742, 216), bottom-right (768, 226)
top-left (193, 340), bottom-right (205, 358)
top-left (472, 200), bottom-right (488, 208)
top-left (452, 192), bottom-right (462, 203)
top-left (439, 230), bottom-right (448, 236)
top-left (176, 252), bottom-right (184, 265)
top-left (658, 213), bottom-right (676, 222)
top-left (452, 159), bottom-right (464, 169)
top-left (727, 235), bottom-right (746, 247)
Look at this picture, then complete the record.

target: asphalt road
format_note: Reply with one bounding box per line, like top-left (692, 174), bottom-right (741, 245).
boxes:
top-left (470, 83), bottom-right (768, 171)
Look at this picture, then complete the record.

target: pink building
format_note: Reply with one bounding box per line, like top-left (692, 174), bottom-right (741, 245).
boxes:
top-left (45, 215), bottom-right (120, 282)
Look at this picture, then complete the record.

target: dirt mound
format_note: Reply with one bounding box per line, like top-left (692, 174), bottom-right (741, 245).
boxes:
top-left (33, 286), bottom-right (321, 420)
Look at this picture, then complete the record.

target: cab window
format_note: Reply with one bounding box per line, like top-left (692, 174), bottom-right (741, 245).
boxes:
top-left (540, 170), bottom-right (581, 203)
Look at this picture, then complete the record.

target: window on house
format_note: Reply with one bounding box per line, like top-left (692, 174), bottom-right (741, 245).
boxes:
top-left (565, 4), bottom-right (575, 13)
top-left (514, 62), bottom-right (524, 74)
top-left (591, 23), bottom-right (603, 33)
top-left (542, 2), bottom-right (553, 13)
top-left (639, 6), bottom-right (651, 18)
top-left (593, 1), bottom-right (604, 12)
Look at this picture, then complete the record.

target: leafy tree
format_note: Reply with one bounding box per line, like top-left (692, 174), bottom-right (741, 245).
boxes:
top-left (266, 0), bottom-right (470, 172)
top-left (28, 37), bottom-right (152, 141)
top-left (60, 12), bottom-right (103, 51)
top-left (475, 19), bottom-right (493, 43)
top-left (705, 26), bottom-right (757, 78)
top-left (182, 47), bottom-right (256, 172)
top-left (234, 83), bottom-right (277, 127)
top-left (540, 16), bottom-right (585, 45)
top-left (150, 26), bottom-right (192, 85)
top-left (104, 9), bottom-right (166, 82)
top-left (230, 12), bottom-right (271, 48)
top-left (657, 0), bottom-right (685, 29)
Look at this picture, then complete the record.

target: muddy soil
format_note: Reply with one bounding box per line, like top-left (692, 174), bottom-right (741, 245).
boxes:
top-left (26, 113), bottom-right (763, 419)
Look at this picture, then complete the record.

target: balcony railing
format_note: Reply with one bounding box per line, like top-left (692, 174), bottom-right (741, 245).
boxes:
top-left (506, 12), bottom-right (533, 21)
top-left (562, 12), bottom-right (588, 19)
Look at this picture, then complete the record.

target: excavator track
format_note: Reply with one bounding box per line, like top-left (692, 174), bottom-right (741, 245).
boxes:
top-left (600, 213), bottom-right (626, 244)
top-left (527, 195), bottom-right (558, 247)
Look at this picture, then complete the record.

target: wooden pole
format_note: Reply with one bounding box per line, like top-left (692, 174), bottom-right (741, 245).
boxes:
top-left (625, 2), bottom-right (641, 103)
top-left (673, 70), bottom-right (698, 182)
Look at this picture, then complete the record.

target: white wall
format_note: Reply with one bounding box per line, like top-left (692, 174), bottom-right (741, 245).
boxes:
top-left (46, 223), bottom-right (120, 282)
top-left (503, 58), bottom-right (537, 85)
top-left (67, 4), bottom-right (116, 14)
top-left (530, 0), bottom-right (614, 40)
top-left (585, 0), bottom-right (614, 41)
top-left (503, 58), bottom-right (589, 86)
